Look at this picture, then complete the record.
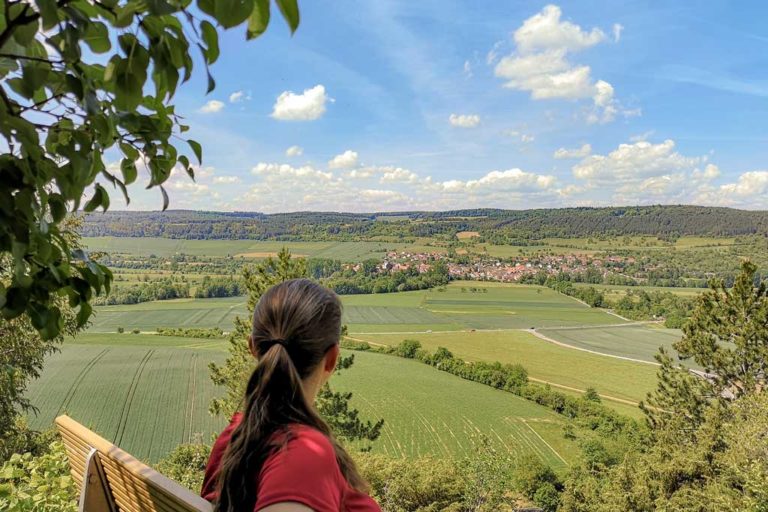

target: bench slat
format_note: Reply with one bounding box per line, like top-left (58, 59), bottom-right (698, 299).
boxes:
top-left (55, 415), bottom-right (213, 512)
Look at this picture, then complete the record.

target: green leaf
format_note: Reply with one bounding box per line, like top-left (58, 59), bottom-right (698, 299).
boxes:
top-left (10, 5), bottom-right (38, 46)
top-left (48, 194), bottom-right (67, 223)
top-left (187, 139), bottom-right (203, 164)
top-left (200, 21), bottom-right (220, 63)
top-left (83, 184), bottom-right (110, 212)
top-left (76, 302), bottom-right (92, 328)
top-left (120, 158), bottom-right (138, 185)
top-left (83, 22), bottom-right (111, 54)
top-left (120, 142), bottom-right (139, 161)
top-left (197, 0), bottom-right (216, 16)
top-left (247, 0), bottom-right (270, 39)
top-left (214, 0), bottom-right (254, 29)
top-left (35, 0), bottom-right (60, 30)
top-left (206, 68), bottom-right (216, 93)
top-left (276, 0), bottom-right (300, 33)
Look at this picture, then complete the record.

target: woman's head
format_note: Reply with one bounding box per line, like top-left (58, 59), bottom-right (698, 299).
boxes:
top-left (249, 278), bottom-right (342, 389)
top-left (215, 279), bottom-right (365, 512)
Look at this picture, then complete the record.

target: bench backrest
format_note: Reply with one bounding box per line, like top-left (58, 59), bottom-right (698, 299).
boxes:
top-left (55, 415), bottom-right (213, 512)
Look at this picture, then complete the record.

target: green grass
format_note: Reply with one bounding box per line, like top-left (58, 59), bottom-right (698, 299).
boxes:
top-left (537, 325), bottom-right (682, 364)
top-left (27, 337), bottom-right (580, 470)
top-left (353, 330), bottom-right (658, 406)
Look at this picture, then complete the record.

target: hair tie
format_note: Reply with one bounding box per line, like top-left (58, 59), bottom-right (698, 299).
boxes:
top-left (264, 338), bottom-right (287, 351)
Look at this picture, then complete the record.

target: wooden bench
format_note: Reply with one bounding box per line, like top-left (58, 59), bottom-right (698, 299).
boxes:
top-left (55, 415), bottom-right (213, 512)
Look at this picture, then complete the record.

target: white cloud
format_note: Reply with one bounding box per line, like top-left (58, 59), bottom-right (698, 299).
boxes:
top-left (271, 85), bottom-right (329, 121)
top-left (213, 176), bottom-right (241, 184)
top-left (252, 162), bottom-right (333, 180)
top-left (199, 100), bottom-right (224, 113)
top-left (348, 168), bottom-right (376, 179)
top-left (692, 164), bottom-right (721, 181)
top-left (503, 130), bottom-right (535, 143)
top-left (449, 114), bottom-right (481, 128)
top-left (229, 91), bottom-right (245, 103)
top-left (554, 143), bottom-right (592, 159)
top-left (285, 145), bottom-right (304, 157)
top-left (493, 5), bottom-right (634, 123)
top-left (719, 171), bottom-right (768, 197)
top-left (629, 130), bottom-right (655, 142)
top-left (572, 139), bottom-right (702, 184)
top-left (379, 167), bottom-right (420, 184)
top-left (612, 23), bottom-right (624, 43)
top-left (328, 150), bottom-right (359, 169)
top-left (463, 60), bottom-right (473, 78)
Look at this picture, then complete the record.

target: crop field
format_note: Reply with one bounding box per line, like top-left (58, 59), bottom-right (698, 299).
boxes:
top-left (25, 343), bottom-right (227, 462)
top-left (537, 324), bottom-right (683, 364)
top-left (420, 282), bottom-right (623, 329)
top-left (83, 237), bottom-right (446, 262)
top-left (334, 351), bottom-right (578, 469)
top-left (26, 338), bottom-right (579, 470)
top-left (89, 297), bottom-right (247, 332)
top-left (89, 281), bottom-right (622, 334)
top-left (350, 330), bottom-right (658, 406)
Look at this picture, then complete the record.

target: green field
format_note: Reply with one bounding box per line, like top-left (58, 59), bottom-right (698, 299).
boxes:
top-left (27, 337), bottom-right (579, 470)
top-left (352, 330), bottom-right (658, 407)
top-left (571, 282), bottom-right (706, 299)
top-left (83, 237), bottom-right (446, 262)
top-left (538, 324), bottom-right (682, 364)
top-left (88, 281), bottom-right (623, 334)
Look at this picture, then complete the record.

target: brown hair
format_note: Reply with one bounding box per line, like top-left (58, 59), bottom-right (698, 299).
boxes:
top-left (214, 278), bottom-right (366, 512)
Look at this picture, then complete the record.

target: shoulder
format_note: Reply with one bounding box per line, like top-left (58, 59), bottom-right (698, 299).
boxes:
top-left (268, 425), bottom-right (340, 473)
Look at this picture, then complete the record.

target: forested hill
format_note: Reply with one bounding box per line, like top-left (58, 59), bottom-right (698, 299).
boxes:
top-left (82, 205), bottom-right (768, 241)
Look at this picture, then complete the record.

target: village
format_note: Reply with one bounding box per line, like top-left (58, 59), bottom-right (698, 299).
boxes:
top-left (370, 250), bottom-right (636, 283)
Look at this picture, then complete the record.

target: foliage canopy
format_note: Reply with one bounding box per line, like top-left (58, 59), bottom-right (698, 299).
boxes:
top-left (0, 0), bottom-right (299, 338)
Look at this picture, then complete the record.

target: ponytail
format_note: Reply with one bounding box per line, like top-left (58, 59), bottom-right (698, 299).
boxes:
top-left (214, 279), bottom-right (367, 512)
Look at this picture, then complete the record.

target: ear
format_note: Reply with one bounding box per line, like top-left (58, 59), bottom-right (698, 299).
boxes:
top-left (324, 344), bottom-right (340, 373)
top-left (248, 334), bottom-right (257, 358)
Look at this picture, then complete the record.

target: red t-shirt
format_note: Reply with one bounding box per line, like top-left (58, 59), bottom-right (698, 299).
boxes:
top-left (201, 413), bottom-right (380, 512)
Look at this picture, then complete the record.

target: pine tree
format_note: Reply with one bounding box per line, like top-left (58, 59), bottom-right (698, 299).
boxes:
top-left (208, 248), bottom-right (382, 444)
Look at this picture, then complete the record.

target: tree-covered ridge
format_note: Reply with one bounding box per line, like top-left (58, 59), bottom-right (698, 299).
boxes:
top-left (83, 205), bottom-right (768, 240)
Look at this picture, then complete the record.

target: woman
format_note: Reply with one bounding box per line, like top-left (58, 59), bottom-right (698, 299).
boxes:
top-left (201, 278), bottom-right (380, 512)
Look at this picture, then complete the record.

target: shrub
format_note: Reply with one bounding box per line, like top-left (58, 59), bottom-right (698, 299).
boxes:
top-left (117, 327), bottom-right (125, 334)
top-left (156, 443), bottom-right (211, 493)
top-left (396, 339), bottom-right (422, 359)
top-left (0, 441), bottom-right (77, 511)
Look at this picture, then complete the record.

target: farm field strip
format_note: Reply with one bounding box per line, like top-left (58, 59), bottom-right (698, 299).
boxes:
top-left (537, 325), bottom-right (683, 364)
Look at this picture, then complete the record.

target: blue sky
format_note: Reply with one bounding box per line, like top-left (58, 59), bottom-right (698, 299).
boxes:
top-left (125, 1), bottom-right (768, 212)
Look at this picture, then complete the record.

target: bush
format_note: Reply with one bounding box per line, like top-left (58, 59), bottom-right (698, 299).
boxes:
top-left (0, 441), bottom-right (77, 511)
top-left (155, 443), bottom-right (211, 493)
top-left (117, 327), bottom-right (125, 334)
top-left (357, 452), bottom-right (466, 511)
top-left (396, 339), bottom-right (422, 359)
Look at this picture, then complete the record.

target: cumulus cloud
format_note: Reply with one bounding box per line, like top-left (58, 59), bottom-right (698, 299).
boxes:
top-left (252, 162), bottom-right (332, 180)
top-left (719, 171), bottom-right (768, 197)
top-left (554, 143), bottom-right (592, 159)
top-left (493, 5), bottom-right (635, 123)
top-left (285, 145), bottom-right (304, 157)
top-left (379, 167), bottom-right (421, 184)
top-left (271, 85), bottom-right (329, 121)
top-left (449, 114), bottom-right (481, 128)
top-left (572, 139), bottom-right (702, 184)
top-left (229, 91), bottom-right (246, 103)
top-left (213, 176), bottom-right (240, 184)
top-left (328, 150), bottom-right (359, 169)
top-left (199, 100), bottom-right (224, 113)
